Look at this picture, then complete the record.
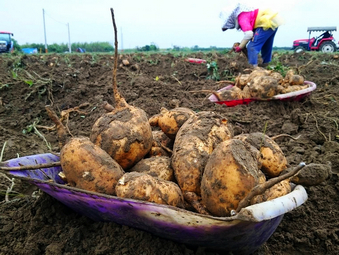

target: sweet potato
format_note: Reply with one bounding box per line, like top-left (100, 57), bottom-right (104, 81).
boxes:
top-left (282, 84), bottom-right (309, 94)
top-left (288, 75), bottom-right (305, 85)
top-left (115, 172), bottom-right (184, 208)
top-left (251, 179), bottom-right (291, 204)
top-left (149, 107), bottom-right (195, 139)
top-left (44, 106), bottom-right (125, 195)
top-left (248, 76), bottom-right (281, 98)
top-left (247, 67), bottom-right (272, 82)
top-left (129, 156), bottom-right (174, 181)
top-left (171, 111), bottom-right (234, 197)
top-left (212, 86), bottom-right (243, 101)
top-left (284, 69), bottom-right (295, 82)
top-left (269, 71), bottom-right (283, 81)
top-left (242, 85), bottom-right (251, 98)
top-left (90, 98), bottom-right (153, 170)
top-left (90, 11), bottom-right (152, 170)
top-left (60, 137), bottom-right (125, 195)
top-left (201, 139), bottom-right (265, 217)
top-left (283, 70), bottom-right (305, 86)
top-left (148, 130), bottom-right (173, 157)
top-left (234, 132), bottom-right (287, 177)
top-left (235, 74), bottom-right (250, 89)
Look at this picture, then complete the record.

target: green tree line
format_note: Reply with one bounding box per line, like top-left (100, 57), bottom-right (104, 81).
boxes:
top-left (18, 41), bottom-right (114, 53)
top-left (11, 39), bottom-right (293, 54)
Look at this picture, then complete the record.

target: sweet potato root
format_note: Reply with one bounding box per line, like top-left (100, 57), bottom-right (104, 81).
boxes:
top-left (115, 172), bottom-right (184, 208)
top-left (171, 111), bottom-right (234, 196)
top-left (149, 107), bottom-right (195, 139)
top-left (201, 139), bottom-right (265, 217)
top-left (129, 156), bottom-right (174, 181)
top-left (60, 137), bottom-right (125, 195)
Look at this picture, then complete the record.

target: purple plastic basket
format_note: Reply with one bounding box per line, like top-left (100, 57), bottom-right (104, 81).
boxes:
top-left (2, 153), bottom-right (308, 254)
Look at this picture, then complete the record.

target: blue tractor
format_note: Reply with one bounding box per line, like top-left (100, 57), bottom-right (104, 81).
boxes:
top-left (0, 31), bottom-right (14, 53)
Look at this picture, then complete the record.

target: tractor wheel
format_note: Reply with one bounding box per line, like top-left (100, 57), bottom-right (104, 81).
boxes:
top-left (319, 41), bottom-right (336, 53)
top-left (294, 46), bottom-right (306, 53)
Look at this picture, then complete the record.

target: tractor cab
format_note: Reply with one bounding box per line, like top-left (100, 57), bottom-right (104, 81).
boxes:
top-left (0, 31), bottom-right (14, 53)
top-left (293, 27), bottom-right (337, 53)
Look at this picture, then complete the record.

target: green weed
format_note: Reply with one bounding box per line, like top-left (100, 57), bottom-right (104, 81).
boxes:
top-left (0, 84), bottom-right (9, 90)
top-left (24, 80), bottom-right (34, 87)
top-left (22, 119), bottom-right (52, 151)
top-left (267, 61), bottom-right (288, 77)
top-left (206, 61), bottom-right (220, 81)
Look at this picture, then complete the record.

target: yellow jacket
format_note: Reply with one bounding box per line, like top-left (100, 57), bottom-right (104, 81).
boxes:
top-left (255, 9), bottom-right (284, 30)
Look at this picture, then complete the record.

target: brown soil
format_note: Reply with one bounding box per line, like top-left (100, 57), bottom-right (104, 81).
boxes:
top-left (1, 51), bottom-right (339, 255)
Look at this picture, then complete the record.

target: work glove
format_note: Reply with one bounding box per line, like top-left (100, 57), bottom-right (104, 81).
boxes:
top-left (234, 46), bottom-right (242, 53)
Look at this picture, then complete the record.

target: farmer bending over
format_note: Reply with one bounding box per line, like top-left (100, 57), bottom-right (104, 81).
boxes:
top-left (221, 3), bottom-right (283, 67)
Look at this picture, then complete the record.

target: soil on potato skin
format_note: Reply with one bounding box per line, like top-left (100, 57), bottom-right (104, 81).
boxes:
top-left (0, 51), bottom-right (339, 255)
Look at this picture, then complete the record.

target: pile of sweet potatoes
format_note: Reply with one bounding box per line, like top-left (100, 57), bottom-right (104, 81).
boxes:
top-left (212, 68), bottom-right (309, 101)
top-left (51, 95), bottom-right (303, 216)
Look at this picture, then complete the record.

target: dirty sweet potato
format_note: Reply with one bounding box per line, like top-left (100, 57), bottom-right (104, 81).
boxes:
top-left (201, 139), bottom-right (265, 217)
top-left (288, 75), bottom-right (305, 85)
top-left (129, 156), bottom-right (174, 181)
top-left (269, 71), bottom-right (283, 81)
top-left (283, 70), bottom-right (305, 86)
top-left (234, 132), bottom-right (287, 177)
top-left (242, 85), bottom-right (251, 98)
top-left (282, 84), bottom-right (309, 94)
top-left (45, 106), bottom-right (125, 195)
top-left (251, 179), bottom-right (291, 204)
top-left (212, 86), bottom-right (244, 101)
top-left (248, 76), bottom-right (281, 98)
top-left (171, 111), bottom-right (233, 197)
top-left (90, 105), bottom-right (153, 170)
top-left (235, 74), bottom-right (250, 89)
top-left (115, 172), bottom-right (184, 208)
top-left (60, 137), bottom-right (125, 195)
top-left (147, 130), bottom-right (173, 157)
top-left (247, 67), bottom-right (272, 81)
top-left (149, 107), bottom-right (195, 139)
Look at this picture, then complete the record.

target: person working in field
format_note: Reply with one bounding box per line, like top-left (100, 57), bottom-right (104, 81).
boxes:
top-left (221, 3), bottom-right (283, 67)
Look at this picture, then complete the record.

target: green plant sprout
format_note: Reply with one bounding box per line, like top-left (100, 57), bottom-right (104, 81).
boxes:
top-left (267, 61), bottom-right (288, 77)
top-left (206, 61), bottom-right (220, 81)
top-left (24, 80), bottom-right (34, 87)
top-left (22, 120), bottom-right (52, 151)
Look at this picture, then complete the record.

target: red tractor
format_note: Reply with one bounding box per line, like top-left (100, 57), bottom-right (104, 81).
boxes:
top-left (292, 27), bottom-right (338, 53)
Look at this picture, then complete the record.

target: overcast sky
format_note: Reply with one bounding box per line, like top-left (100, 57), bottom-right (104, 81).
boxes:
top-left (1, 0), bottom-right (338, 49)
